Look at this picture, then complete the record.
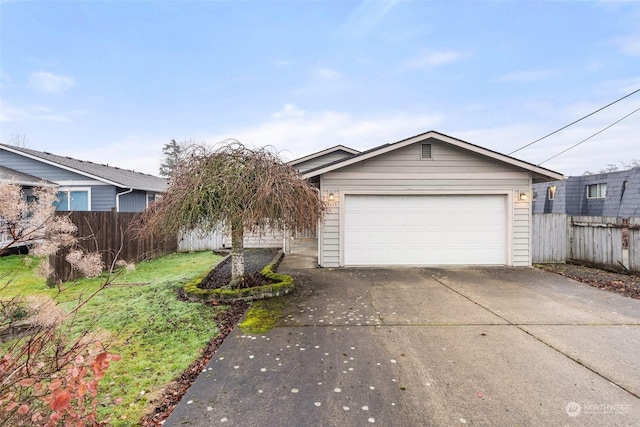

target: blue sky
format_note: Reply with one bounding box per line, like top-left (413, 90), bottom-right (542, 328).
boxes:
top-left (1, 0), bottom-right (639, 177)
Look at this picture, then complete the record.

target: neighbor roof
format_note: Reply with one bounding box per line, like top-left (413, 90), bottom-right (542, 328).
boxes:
top-left (0, 165), bottom-right (57, 187)
top-left (0, 144), bottom-right (167, 192)
top-left (302, 130), bottom-right (564, 183)
top-left (288, 145), bottom-right (360, 166)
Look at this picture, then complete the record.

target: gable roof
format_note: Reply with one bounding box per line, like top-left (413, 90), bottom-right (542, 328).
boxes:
top-left (302, 130), bottom-right (564, 183)
top-left (0, 144), bottom-right (167, 192)
top-left (0, 165), bottom-right (57, 187)
top-left (288, 145), bottom-right (360, 166)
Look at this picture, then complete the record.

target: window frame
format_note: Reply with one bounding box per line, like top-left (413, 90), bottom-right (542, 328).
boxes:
top-left (54, 187), bottom-right (92, 211)
top-left (586, 183), bottom-right (607, 199)
top-left (547, 186), bottom-right (556, 201)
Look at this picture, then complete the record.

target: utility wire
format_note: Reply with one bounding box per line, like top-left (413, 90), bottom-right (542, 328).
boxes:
top-left (509, 87), bottom-right (640, 155)
top-left (538, 105), bottom-right (640, 166)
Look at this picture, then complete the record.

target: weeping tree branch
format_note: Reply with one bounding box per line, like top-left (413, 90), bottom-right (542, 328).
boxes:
top-left (140, 139), bottom-right (326, 287)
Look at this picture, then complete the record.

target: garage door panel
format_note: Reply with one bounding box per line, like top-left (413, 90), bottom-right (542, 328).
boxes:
top-left (344, 195), bottom-right (507, 266)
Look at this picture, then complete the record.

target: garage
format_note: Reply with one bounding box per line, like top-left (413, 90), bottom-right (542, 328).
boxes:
top-left (343, 194), bottom-right (507, 266)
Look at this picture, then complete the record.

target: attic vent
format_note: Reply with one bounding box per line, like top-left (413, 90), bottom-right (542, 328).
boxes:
top-left (421, 143), bottom-right (432, 160)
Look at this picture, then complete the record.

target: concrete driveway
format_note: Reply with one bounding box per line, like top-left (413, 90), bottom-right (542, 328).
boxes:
top-left (166, 259), bottom-right (640, 426)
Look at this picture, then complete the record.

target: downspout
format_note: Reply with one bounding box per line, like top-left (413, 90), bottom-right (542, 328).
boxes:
top-left (116, 188), bottom-right (134, 212)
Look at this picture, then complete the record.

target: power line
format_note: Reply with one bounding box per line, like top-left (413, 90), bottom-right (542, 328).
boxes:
top-left (538, 105), bottom-right (640, 166)
top-left (508, 87), bottom-right (640, 155)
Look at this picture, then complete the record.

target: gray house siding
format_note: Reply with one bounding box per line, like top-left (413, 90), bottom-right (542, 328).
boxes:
top-left (91, 186), bottom-right (116, 211)
top-left (0, 150), bottom-right (87, 182)
top-left (294, 150), bottom-right (356, 173)
top-left (318, 140), bottom-right (533, 267)
top-left (532, 167), bottom-right (640, 217)
top-left (118, 190), bottom-right (148, 213)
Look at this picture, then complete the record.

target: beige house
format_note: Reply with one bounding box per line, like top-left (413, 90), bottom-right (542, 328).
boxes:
top-left (297, 131), bottom-right (563, 267)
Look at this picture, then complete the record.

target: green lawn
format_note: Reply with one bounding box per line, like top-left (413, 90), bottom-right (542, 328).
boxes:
top-left (0, 251), bottom-right (223, 425)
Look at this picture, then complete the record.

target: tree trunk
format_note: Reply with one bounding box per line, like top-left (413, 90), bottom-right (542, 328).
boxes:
top-left (229, 222), bottom-right (245, 288)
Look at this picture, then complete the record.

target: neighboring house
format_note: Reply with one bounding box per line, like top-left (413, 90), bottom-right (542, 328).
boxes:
top-left (0, 144), bottom-right (167, 212)
top-left (289, 145), bottom-right (360, 173)
top-left (532, 167), bottom-right (640, 218)
top-left (299, 130), bottom-right (563, 267)
top-left (0, 165), bottom-right (57, 189)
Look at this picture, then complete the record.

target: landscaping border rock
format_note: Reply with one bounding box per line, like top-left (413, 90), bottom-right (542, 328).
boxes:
top-left (183, 250), bottom-right (294, 303)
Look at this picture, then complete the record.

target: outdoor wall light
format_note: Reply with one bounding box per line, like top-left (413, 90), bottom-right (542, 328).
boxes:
top-left (519, 191), bottom-right (528, 201)
top-left (328, 193), bottom-right (335, 202)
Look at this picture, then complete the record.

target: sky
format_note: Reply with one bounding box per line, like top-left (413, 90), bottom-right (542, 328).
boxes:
top-left (1, 0), bottom-right (639, 177)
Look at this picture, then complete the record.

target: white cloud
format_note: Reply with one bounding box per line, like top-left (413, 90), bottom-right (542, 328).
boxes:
top-left (0, 103), bottom-right (70, 122)
top-left (27, 71), bottom-right (75, 94)
top-left (272, 104), bottom-right (305, 120)
top-left (312, 67), bottom-right (342, 81)
top-left (404, 49), bottom-right (469, 69)
top-left (498, 69), bottom-right (558, 83)
top-left (208, 109), bottom-right (444, 162)
top-left (455, 97), bottom-right (640, 177)
top-left (614, 33), bottom-right (640, 56)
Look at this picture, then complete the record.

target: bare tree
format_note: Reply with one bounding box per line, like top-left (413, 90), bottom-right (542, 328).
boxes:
top-left (583, 159), bottom-right (640, 175)
top-left (6, 133), bottom-right (29, 148)
top-left (0, 182), bottom-right (121, 425)
top-left (142, 140), bottom-right (326, 287)
top-left (0, 183), bottom-right (77, 259)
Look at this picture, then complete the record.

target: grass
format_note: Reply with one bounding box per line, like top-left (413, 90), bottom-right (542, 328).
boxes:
top-left (0, 251), bottom-right (223, 425)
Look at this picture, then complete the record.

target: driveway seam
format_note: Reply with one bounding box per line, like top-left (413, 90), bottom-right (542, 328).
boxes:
top-left (422, 269), bottom-right (640, 401)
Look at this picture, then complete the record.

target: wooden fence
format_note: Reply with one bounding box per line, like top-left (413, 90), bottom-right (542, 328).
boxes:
top-left (532, 214), bottom-right (640, 273)
top-left (178, 228), bottom-right (285, 252)
top-left (48, 211), bottom-right (176, 284)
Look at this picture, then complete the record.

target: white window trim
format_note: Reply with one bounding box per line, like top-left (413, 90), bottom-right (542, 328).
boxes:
top-left (586, 183), bottom-right (607, 199)
top-left (56, 187), bottom-right (92, 211)
top-left (548, 186), bottom-right (556, 200)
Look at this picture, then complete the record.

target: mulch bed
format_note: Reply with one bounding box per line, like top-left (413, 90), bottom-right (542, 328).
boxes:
top-left (537, 263), bottom-right (640, 300)
top-left (142, 248), bottom-right (281, 425)
top-left (199, 248), bottom-right (280, 289)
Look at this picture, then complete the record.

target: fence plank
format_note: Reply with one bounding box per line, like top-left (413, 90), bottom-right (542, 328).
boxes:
top-left (533, 214), bottom-right (637, 271)
top-left (532, 214), bottom-right (568, 263)
top-left (177, 227), bottom-right (285, 252)
top-left (48, 211), bottom-right (176, 284)
top-left (629, 218), bottom-right (640, 272)
top-left (570, 218), bottom-right (623, 267)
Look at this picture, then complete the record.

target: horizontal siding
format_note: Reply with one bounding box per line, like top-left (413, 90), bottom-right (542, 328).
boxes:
top-left (1, 150), bottom-right (90, 182)
top-left (320, 209), bottom-right (340, 267)
top-left (318, 139), bottom-right (533, 267)
top-left (339, 142), bottom-right (523, 174)
top-left (119, 190), bottom-right (147, 212)
top-left (92, 186), bottom-right (115, 211)
top-left (295, 151), bottom-right (354, 173)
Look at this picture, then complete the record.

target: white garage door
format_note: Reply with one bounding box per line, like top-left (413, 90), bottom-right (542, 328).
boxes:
top-left (344, 194), bottom-right (507, 266)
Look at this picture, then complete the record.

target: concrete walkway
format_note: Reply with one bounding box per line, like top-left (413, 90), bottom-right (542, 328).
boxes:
top-left (166, 253), bottom-right (640, 426)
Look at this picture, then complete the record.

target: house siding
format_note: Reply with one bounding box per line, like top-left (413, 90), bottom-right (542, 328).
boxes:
top-left (91, 186), bottom-right (116, 211)
top-left (118, 190), bottom-right (148, 212)
top-left (294, 150), bottom-right (356, 173)
top-left (0, 150), bottom-right (88, 182)
top-left (319, 140), bottom-right (533, 267)
top-left (532, 167), bottom-right (640, 217)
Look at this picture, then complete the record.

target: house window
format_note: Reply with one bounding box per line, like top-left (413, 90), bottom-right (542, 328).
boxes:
top-left (54, 188), bottom-right (90, 211)
top-left (547, 186), bottom-right (556, 200)
top-left (421, 143), bottom-right (432, 160)
top-left (586, 183), bottom-right (607, 199)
